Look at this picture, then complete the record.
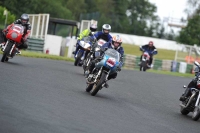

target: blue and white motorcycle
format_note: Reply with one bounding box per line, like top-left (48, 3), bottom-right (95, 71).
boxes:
top-left (86, 48), bottom-right (121, 96)
top-left (74, 37), bottom-right (92, 66)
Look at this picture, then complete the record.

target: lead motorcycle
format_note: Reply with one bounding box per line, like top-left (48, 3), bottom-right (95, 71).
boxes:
top-left (180, 61), bottom-right (200, 121)
top-left (1, 24), bottom-right (24, 62)
top-left (85, 48), bottom-right (120, 96)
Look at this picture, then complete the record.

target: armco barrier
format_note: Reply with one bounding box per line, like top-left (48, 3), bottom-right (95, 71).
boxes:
top-left (123, 54), bottom-right (136, 68)
top-left (186, 64), bottom-right (194, 74)
top-left (153, 59), bottom-right (162, 70)
top-left (162, 60), bottom-right (171, 71)
top-left (27, 38), bottom-right (45, 52)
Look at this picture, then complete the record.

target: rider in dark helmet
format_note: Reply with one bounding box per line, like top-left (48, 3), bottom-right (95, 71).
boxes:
top-left (0, 13), bottom-right (31, 54)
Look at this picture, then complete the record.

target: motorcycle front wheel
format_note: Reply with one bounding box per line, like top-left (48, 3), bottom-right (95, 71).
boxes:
top-left (1, 42), bottom-right (12, 62)
top-left (91, 72), bottom-right (107, 96)
top-left (74, 52), bottom-right (82, 66)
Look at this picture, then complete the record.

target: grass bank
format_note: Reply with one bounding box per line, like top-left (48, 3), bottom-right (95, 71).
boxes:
top-left (0, 45), bottom-right (194, 78)
top-left (123, 44), bottom-right (176, 60)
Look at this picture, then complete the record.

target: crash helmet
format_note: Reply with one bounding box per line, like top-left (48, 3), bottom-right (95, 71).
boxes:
top-left (20, 13), bottom-right (29, 26)
top-left (102, 24), bottom-right (111, 35)
top-left (111, 35), bottom-right (122, 50)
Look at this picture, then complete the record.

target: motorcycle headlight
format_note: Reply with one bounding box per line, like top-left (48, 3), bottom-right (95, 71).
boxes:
top-left (11, 32), bottom-right (18, 39)
top-left (95, 47), bottom-right (100, 51)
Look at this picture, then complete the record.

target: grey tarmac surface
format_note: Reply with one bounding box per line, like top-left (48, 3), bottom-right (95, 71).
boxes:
top-left (0, 56), bottom-right (199, 133)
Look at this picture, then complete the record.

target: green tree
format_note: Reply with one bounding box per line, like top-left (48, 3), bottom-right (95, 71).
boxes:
top-left (0, 6), bottom-right (15, 28)
top-left (177, 14), bottom-right (200, 45)
top-left (126, 0), bottom-right (159, 35)
top-left (1, 0), bottom-right (73, 19)
top-left (176, 0), bottom-right (200, 45)
top-left (64, 0), bottom-right (87, 20)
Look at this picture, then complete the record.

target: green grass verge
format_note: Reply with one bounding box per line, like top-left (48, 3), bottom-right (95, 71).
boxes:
top-left (0, 48), bottom-right (74, 62)
top-left (65, 44), bottom-right (177, 60)
top-left (20, 50), bottom-right (74, 62)
top-left (147, 69), bottom-right (194, 78)
top-left (123, 44), bottom-right (176, 60)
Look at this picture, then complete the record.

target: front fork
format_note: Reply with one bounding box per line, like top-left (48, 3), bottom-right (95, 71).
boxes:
top-left (3, 41), bottom-right (16, 57)
top-left (9, 43), bottom-right (16, 55)
top-left (94, 67), bottom-right (110, 83)
top-left (195, 92), bottom-right (200, 107)
top-left (2, 41), bottom-right (8, 52)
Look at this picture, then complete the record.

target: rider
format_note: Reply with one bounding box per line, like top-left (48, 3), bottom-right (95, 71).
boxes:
top-left (139, 41), bottom-right (158, 68)
top-left (87, 35), bottom-right (124, 88)
top-left (179, 67), bottom-right (199, 101)
top-left (92, 24), bottom-right (112, 44)
top-left (179, 80), bottom-right (197, 101)
top-left (72, 24), bottom-right (97, 55)
top-left (0, 13), bottom-right (31, 54)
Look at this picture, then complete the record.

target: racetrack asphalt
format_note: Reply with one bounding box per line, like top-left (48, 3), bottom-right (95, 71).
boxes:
top-left (0, 56), bottom-right (199, 133)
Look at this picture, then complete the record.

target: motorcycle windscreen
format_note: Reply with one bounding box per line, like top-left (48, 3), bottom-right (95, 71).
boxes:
top-left (79, 41), bottom-right (91, 49)
top-left (104, 49), bottom-right (120, 62)
top-left (104, 49), bottom-right (120, 68)
top-left (82, 37), bottom-right (91, 43)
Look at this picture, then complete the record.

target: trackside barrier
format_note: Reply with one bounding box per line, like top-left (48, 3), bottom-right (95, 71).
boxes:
top-left (162, 60), bottom-right (171, 71)
top-left (123, 54), bottom-right (136, 68)
top-left (27, 38), bottom-right (44, 52)
top-left (179, 62), bottom-right (187, 73)
top-left (123, 54), bottom-right (194, 74)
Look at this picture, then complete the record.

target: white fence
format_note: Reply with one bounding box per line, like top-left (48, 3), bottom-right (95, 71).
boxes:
top-left (28, 14), bottom-right (49, 39)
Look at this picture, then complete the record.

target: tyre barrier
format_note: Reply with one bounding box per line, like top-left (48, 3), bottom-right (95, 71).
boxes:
top-left (124, 54), bottom-right (194, 74)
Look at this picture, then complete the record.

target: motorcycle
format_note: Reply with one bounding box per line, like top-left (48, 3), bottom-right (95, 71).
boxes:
top-left (180, 61), bottom-right (200, 121)
top-left (74, 36), bottom-right (92, 66)
top-left (1, 24), bottom-right (24, 62)
top-left (82, 41), bottom-right (101, 76)
top-left (85, 48), bottom-right (120, 96)
top-left (97, 38), bottom-right (107, 47)
top-left (139, 51), bottom-right (150, 71)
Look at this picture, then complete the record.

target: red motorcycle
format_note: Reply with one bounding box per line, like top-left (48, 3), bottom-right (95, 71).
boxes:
top-left (140, 51), bottom-right (150, 71)
top-left (1, 24), bottom-right (24, 62)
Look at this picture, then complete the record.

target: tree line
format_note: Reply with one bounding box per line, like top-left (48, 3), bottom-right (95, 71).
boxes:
top-left (0, 0), bottom-right (200, 46)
